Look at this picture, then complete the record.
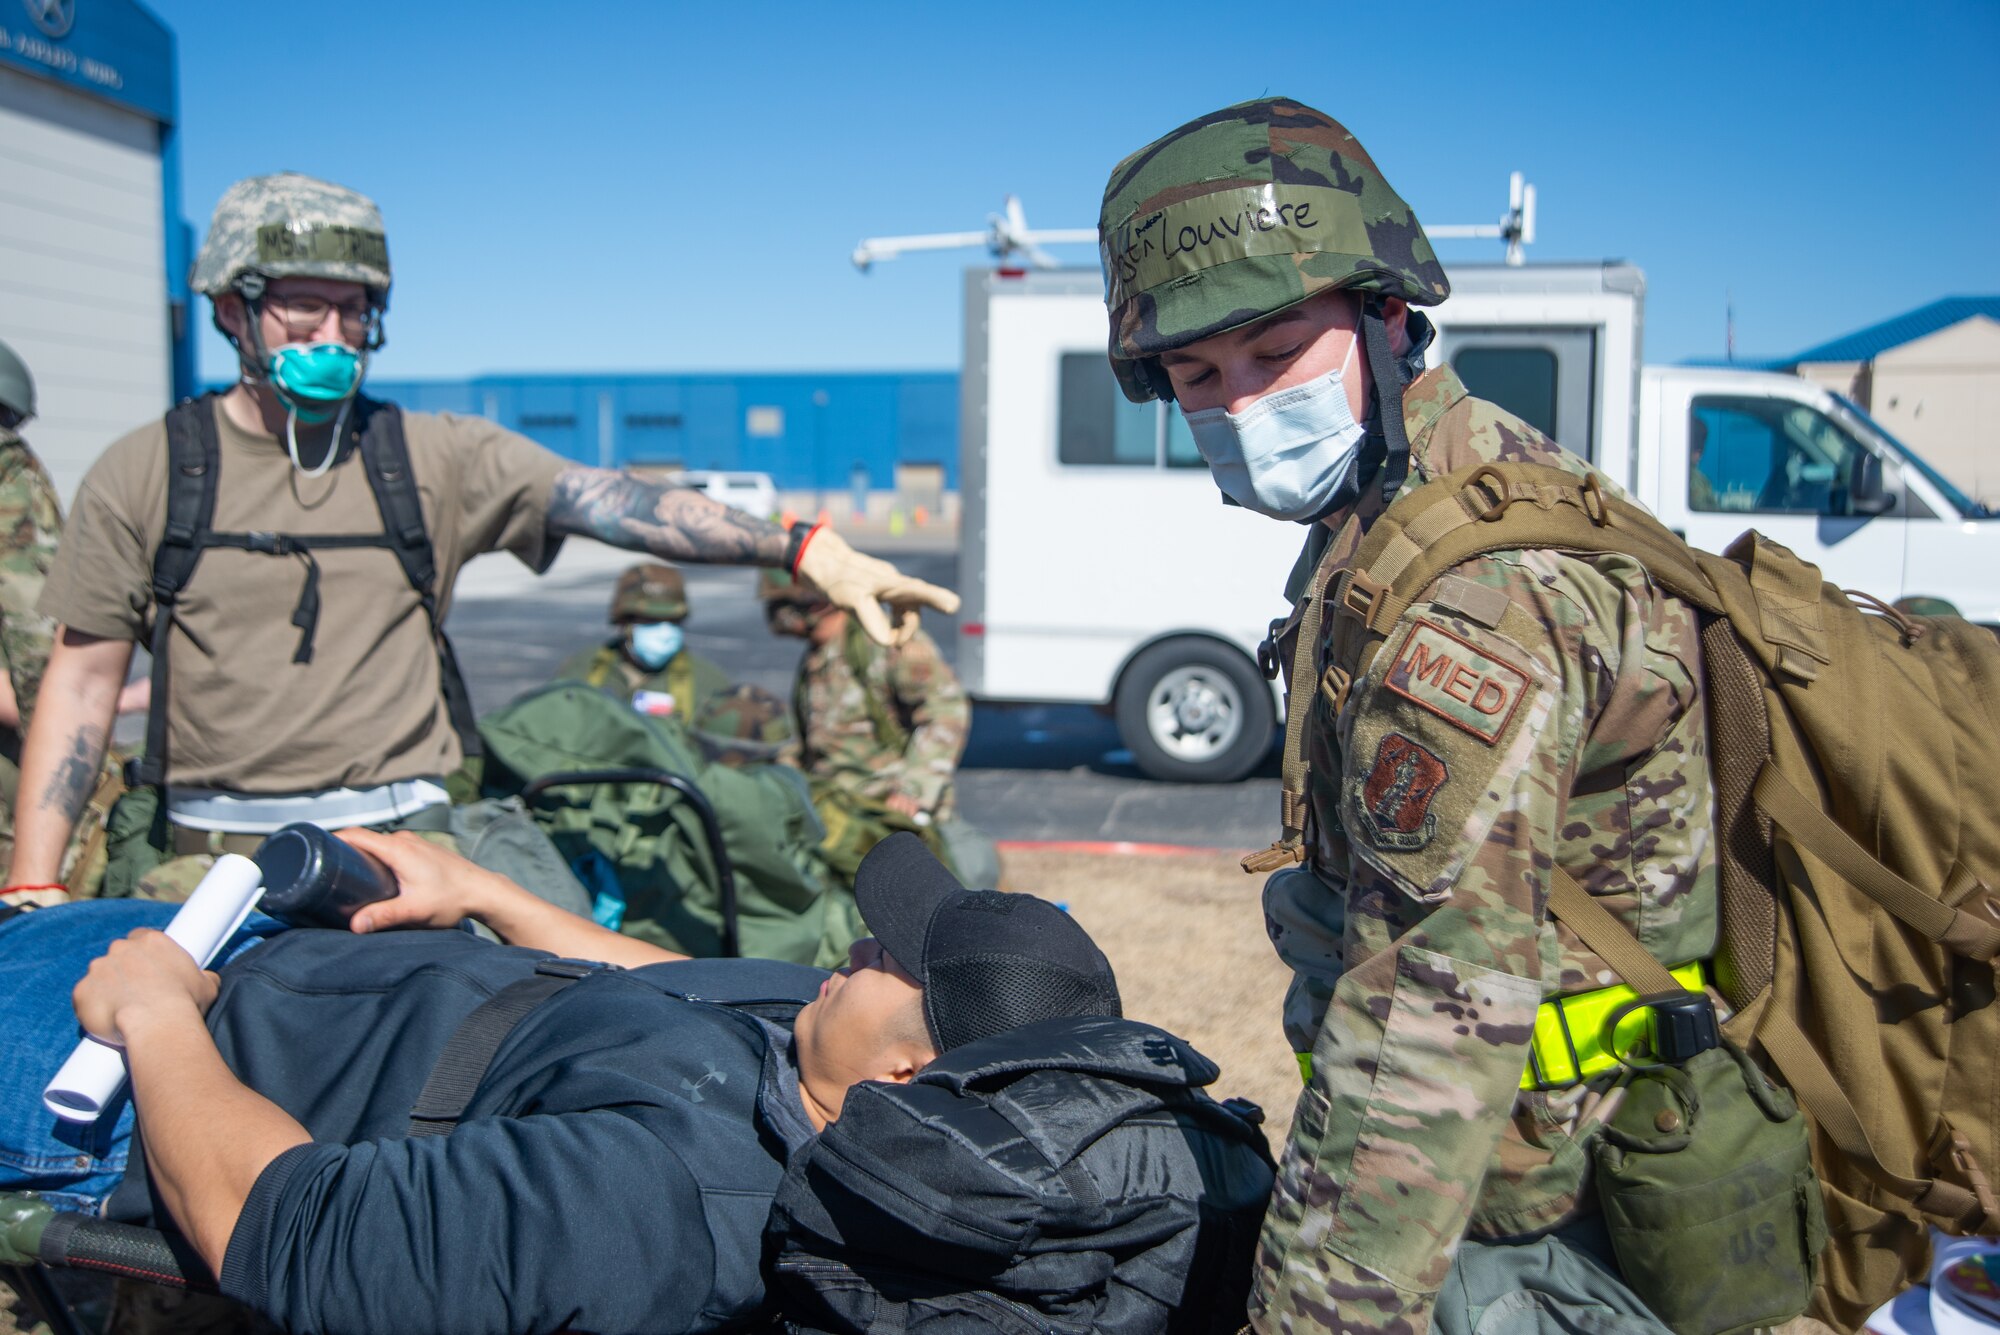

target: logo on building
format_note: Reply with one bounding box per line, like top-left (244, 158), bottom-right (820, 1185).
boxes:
top-left (23, 0), bottom-right (75, 39)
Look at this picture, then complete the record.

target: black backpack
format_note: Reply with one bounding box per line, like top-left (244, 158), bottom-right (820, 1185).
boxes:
top-left (133, 394), bottom-right (479, 787)
top-left (767, 1015), bottom-right (1276, 1335)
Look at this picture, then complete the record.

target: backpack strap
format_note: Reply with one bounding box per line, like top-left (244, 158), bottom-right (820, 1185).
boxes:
top-left (1245, 463), bottom-right (1721, 874)
top-left (405, 958), bottom-right (609, 1139)
top-left (355, 401), bottom-right (482, 762)
top-left (133, 399), bottom-right (224, 789)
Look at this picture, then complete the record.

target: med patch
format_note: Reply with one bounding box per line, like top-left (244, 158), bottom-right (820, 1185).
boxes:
top-left (1359, 733), bottom-right (1448, 851)
top-left (1382, 619), bottom-right (1531, 744)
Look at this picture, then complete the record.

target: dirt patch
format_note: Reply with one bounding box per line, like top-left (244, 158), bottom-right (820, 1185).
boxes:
top-left (998, 846), bottom-right (1300, 1144)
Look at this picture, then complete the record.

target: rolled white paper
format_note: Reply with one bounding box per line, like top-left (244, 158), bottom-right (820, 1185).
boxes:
top-left (43, 854), bottom-right (265, 1123)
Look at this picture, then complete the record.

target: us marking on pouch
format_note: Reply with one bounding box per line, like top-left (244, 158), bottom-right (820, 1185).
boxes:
top-left (1361, 733), bottom-right (1447, 851)
top-left (1382, 619), bottom-right (1530, 744)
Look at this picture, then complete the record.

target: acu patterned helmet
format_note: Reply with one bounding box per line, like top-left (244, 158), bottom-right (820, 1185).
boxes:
top-left (610, 563), bottom-right (689, 623)
top-left (693, 685), bottom-right (795, 767)
top-left (191, 172), bottom-right (392, 301)
top-left (1099, 97), bottom-right (1449, 403)
top-left (0, 338), bottom-right (34, 426)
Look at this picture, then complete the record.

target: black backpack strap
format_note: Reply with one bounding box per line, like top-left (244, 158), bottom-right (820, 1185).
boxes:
top-left (133, 399), bottom-right (224, 789)
top-left (354, 400), bottom-right (483, 760)
top-left (405, 958), bottom-right (608, 1139)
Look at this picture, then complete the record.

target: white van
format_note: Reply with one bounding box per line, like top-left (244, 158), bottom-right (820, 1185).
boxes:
top-left (956, 264), bottom-right (1998, 782)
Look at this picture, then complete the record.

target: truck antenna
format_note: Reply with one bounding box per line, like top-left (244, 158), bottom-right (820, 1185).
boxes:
top-left (851, 195), bottom-right (1096, 273)
top-left (851, 174), bottom-right (1537, 272)
top-left (1426, 172), bottom-right (1538, 266)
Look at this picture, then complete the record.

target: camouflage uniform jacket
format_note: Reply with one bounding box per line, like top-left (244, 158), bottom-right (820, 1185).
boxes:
top-left (0, 431), bottom-right (63, 798)
top-left (1251, 365), bottom-right (1717, 1334)
top-left (793, 621), bottom-right (969, 815)
top-left (552, 641), bottom-right (730, 723)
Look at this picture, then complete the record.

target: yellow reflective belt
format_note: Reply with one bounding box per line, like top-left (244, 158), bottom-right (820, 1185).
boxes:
top-left (1520, 961), bottom-right (1707, 1091)
top-left (1294, 961), bottom-right (1706, 1091)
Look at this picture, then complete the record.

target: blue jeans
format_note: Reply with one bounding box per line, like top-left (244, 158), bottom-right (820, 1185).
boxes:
top-left (0, 901), bottom-right (283, 1212)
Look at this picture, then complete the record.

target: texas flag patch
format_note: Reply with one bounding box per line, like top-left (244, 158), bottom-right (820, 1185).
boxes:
top-left (1381, 619), bottom-right (1531, 745)
top-left (631, 690), bottom-right (678, 718)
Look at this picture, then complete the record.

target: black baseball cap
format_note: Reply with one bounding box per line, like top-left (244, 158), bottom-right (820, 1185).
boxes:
top-left (854, 833), bottom-right (1122, 1054)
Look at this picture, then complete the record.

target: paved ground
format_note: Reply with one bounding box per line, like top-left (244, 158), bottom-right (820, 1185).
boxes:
top-left (444, 538), bottom-right (1280, 847)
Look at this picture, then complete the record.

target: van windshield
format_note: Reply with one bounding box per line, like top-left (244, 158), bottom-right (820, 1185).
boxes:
top-left (1832, 395), bottom-right (1993, 518)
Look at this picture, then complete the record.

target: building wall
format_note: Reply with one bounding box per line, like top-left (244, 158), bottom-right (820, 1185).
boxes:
top-left (1869, 316), bottom-right (2000, 507)
top-left (0, 64), bottom-right (171, 503)
top-left (1793, 358), bottom-right (1866, 404)
top-left (365, 371), bottom-right (961, 493)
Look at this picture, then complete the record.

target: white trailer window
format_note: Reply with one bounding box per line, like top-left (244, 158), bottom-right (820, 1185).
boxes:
top-left (1058, 352), bottom-right (1157, 466)
top-left (1454, 347), bottom-right (1558, 439)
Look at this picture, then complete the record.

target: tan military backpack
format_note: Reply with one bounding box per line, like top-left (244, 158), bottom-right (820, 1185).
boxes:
top-left (1276, 461), bottom-right (2000, 1329)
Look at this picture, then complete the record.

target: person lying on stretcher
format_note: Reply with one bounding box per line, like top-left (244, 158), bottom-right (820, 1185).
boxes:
top-left (0, 833), bottom-right (1268, 1333)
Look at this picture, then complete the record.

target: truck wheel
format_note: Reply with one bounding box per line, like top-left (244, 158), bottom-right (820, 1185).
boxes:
top-left (1115, 639), bottom-right (1275, 784)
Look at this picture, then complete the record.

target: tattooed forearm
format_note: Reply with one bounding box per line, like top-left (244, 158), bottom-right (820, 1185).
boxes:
top-left (40, 719), bottom-right (106, 825)
top-left (548, 467), bottom-right (788, 566)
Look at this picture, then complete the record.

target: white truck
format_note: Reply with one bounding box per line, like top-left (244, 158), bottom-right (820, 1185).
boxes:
top-left (955, 263), bottom-right (1999, 783)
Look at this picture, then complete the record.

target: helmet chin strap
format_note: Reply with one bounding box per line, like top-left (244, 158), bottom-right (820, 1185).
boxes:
top-left (1361, 297), bottom-right (1414, 501)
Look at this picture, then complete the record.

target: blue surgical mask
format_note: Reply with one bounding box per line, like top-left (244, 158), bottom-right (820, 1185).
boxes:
top-left (266, 342), bottom-right (365, 478)
top-left (1181, 334), bottom-right (1363, 522)
top-left (628, 621), bottom-right (684, 670)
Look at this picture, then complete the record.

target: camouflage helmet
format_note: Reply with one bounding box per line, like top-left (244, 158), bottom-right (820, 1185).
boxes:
top-left (0, 338), bottom-right (34, 425)
top-left (1894, 596), bottom-right (1960, 619)
top-left (610, 563), bottom-right (689, 624)
top-left (756, 567), bottom-right (831, 606)
top-left (693, 685), bottom-right (794, 766)
top-left (1098, 98), bottom-right (1450, 403)
top-left (190, 172), bottom-right (392, 300)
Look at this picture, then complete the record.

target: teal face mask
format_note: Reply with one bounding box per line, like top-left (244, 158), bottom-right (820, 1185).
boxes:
top-left (627, 621), bottom-right (684, 671)
top-left (268, 342), bottom-right (362, 422)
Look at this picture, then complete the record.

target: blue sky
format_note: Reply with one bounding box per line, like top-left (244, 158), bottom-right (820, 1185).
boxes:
top-left (156, 0), bottom-right (2000, 384)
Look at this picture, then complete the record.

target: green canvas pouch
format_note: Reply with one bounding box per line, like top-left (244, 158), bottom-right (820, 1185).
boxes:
top-left (1592, 1041), bottom-right (1827, 1335)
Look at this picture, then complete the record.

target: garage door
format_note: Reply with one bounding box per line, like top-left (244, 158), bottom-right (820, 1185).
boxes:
top-left (0, 64), bottom-right (169, 504)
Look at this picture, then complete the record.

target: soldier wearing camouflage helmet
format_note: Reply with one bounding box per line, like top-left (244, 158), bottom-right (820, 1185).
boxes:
top-left (759, 568), bottom-right (974, 878)
top-left (0, 340), bottom-right (140, 907)
top-left (1102, 99), bottom-right (1715, 1333)
top-left (551, 562), bottom-right (729, 721)
top-left (7, 173), bottom-right (956, 905)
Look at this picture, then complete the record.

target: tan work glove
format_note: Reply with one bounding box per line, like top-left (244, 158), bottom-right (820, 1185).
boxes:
top-left (794, 526), bottom-right (960, 646)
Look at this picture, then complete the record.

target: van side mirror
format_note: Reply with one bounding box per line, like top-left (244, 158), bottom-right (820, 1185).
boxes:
top-left (1849, 454), bottom-right (1897, 516)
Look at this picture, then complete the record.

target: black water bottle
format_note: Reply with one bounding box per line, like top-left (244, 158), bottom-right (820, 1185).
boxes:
top-left (251, 823), bottom-right (399, 928)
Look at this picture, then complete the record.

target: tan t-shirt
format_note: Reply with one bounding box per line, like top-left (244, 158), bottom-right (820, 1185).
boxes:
top-left (39, 400), bottom-right (569, 792)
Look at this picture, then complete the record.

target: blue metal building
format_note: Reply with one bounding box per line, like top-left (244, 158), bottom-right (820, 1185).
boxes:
top-left (365, 371), bottom-right (961, 491)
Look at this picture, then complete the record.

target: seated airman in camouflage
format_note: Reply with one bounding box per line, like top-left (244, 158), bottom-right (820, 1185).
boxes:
top-left (553, 562), bottom-right (729, 722)
top-left (758, 569), bottom-right (972, 880)
top-left (1097, 99), bottom-right (1716, 1335)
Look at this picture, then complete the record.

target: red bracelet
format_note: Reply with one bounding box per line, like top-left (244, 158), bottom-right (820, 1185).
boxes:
top-left (1, 883), bottom-right (66, 895)
top-left (788, 521), bottom-right (825, 575)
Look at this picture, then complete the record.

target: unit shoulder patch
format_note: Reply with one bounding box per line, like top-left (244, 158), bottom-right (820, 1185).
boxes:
top-left (1381, 618), bottom-right (1531, 744)
top-left (1359, 733), bottom-right (1448, 851)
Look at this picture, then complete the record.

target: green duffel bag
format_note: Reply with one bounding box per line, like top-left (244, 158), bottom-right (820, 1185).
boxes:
top-left (476, 682), bottom-right (861, 968)
top-left (1593, 1040), bottom-right (1827, 1335)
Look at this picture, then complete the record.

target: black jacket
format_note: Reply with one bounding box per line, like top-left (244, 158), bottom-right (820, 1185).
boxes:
top-left (201, 928), bottom-right (821, 1335)
top-left (767, 1015), bottom-right (1276, 1334)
